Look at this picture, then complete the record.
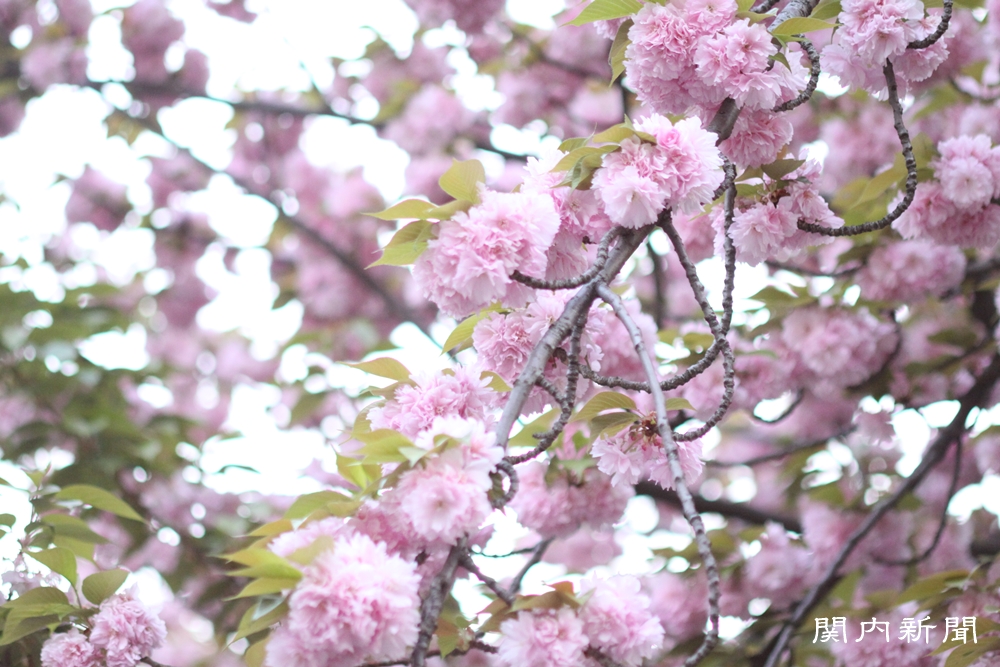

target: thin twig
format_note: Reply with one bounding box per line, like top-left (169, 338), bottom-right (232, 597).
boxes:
top-left (796, 60), bottom-right (917, 237)
top-left (461, 554), bottom-right (515, 605)
top-left (507, 537), bottom-right (555, 597)
top-left (595, 283), bottom-right (720, 667)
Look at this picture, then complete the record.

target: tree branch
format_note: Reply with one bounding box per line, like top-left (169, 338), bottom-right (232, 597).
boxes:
top-left (760, 352), bottom-right (1000, 667)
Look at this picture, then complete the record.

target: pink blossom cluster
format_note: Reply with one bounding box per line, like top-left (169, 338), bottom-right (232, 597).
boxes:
top-left (368, 366), bottom-right (498, 439)
top-left (857, 239), bottom-right (966, 302)
top-left (590, 412), bottom-right (704, 490)
top-left (413, 188), bottom-right (560, 317)
top-left (496, 578), bottom-right (664, 667)
top-left (41, 588), bottom-right (167, 667)
top-left (362, 416), bottom-right (503, 550)
top-left (265, 533), bottom-right (421, 667)
top-left (577, 576), bottom-right (665, 666)
top-left (473, 291), bottom-right (603, 413)
top-left (895, 134), bottom-right (1000, 246)
top-left (625, 0), bottom-right (805, 116)
top-left (508, 461), bottom-right (633, 538)
top-left (592, 114), bottom-right (723, 228)
top-left (823, 0), bottom-right (950, 96)
top-left (781, 306), bottom-right (898, 392)
top-left (721, 157), bottom-right (844, 265)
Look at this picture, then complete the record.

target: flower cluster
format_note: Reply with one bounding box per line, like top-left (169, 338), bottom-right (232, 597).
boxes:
top-left (265, 533), bottom-right (421, 667)
top-left (593, 115), bottom-right (724, 228)
top-left (496, 577), bottom-right (664, 667)
top-left (40, 589), bottom-right (166, 667)
top-left (625, 0), bottom-right (804, 115)
top-left (895, 134), bottom-right (1000, 246)
top-left (414, 188), bottom-right (560, 317)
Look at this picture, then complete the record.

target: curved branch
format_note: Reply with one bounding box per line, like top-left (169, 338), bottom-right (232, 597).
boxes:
top-left (771, 38), bottom-right (821, 114)
top-left (907, 0), bottom-right (952, 50)
top-left (797, 60), bottom-right (918, 237)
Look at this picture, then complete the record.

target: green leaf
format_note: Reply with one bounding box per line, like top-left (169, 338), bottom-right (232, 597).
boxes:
top-left (367, 199), bottom-right (435, 221)
top-left (665, 397), bottom-right (695, 411)
top-left (368, 219), bottom-right (436, 267)
top-left (41, 514), bottom-right (109, 544)
top-left (852, 156), bottom-right (907, 209)
top-left (508, 409), bottom-right (559, 447)
top-left (592, 124), bottom-right (638, 144)
top-left (442, 304), bottom-right (503, 353)
top-left (810, 0), bottom-right (842, 19)
top-left (231, 577), bottom-right (301, 600)
top-left (82, 569), bottom-right (129, 605)
top-left (0, 513), bottom-right (14, 527)
top-left (589, 411), bottom-right (636, 438)
top-left (355, 430), bottom-right (415, 463)
top-left (609, 19), bottom-right (632, 83)
top-left (283, 491), bottom-right (354, 520)
top-left (737, 0), bottom-right (754, 11)
top-left (245, 638), bottom-right (270, 667)
top-left (943, 637), bottom-right (1000, 667)
top-left (27, 547), bottom-right (77, 586)
top-left (481, 371), bottom-right (511, 392)
top-left (568, 0), bottom-right (643, 25)
top-left (345, 357), bottom-right (411, 382)
top-left (761, 158), bottom-right (805, 180)
top-left (897, 570), bottom-right (969, 605)
top-left (573, 391), bottom-right (637, 422)
top-left (559, 137), bottom-right (589, 152)
top-left (438, 159), bottom-right (486, 203)
top-left (54, 485), bottom-right (145, 523)
top-left (770, 17), bottom-right (837, 35)
top-left (247, 519), bottom-right (294, 538)
top-left (0, 614), bottom-right (60, 646)
top-left (4, 587), bottom-right (69, 608)
top-left (233, 600), bottom-right (289, 643)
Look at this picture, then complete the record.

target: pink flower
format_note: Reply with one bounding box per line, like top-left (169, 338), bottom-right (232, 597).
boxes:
top-left (40, 629), bottom-right (102, 667)
top-left (89, 588), bottom-right (167, 667)
top-left (719, 110), bottom-right (793, 168)
top-left (742, 523), bottom-right (815, 608)
top-left (593, 139), bottom-right (670, 228)
top-left (578, 576), bottom-right (665, 667)
top-left (266, 534), bottom-right (421, 667)
top-left (933, 134), bottom-right (1000, 209)
top-left (413, 189), bottom-right (560, 317)
top-left (857, 240), bottom-right (966, 302)
top-left (635, 115), bottom-right (724, 213)
top-left (392, 458), bottom-right (494, 544)
top-left (694, 20), bottom-right (784, 110)
top-left (591, 412), bottom-right (703, 490)
top-left (497, 608), bottom-right (588, 667)
top-left (645, 571), bottom-right (709, 649)
top-left (781, 307), bottom-right (898, 392)
top-left (368, 366), bottom-right (497, 439)
top-left (728, 201), bottom-right (799, 265)
top-left (509, 462), bottom-right (633, 538)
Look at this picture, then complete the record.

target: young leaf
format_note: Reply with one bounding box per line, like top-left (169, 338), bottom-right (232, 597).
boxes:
top-left (573, 391), bottom-right (637, 422)
top-left (367, 199), bottom-right (435, 221)
top-left (438, 159), bottom-right (486, 202)
top-left (82, 569), bottom-right (129, 605)
top-left (568, 0), bottom-right (643, 26)
top-left (54, 485), bottom-right (145, 523)
top-left (770, 17), bottom-right (837, 35)
top-left (344, 357), bottom-right (411, 382)
top-left (442, 304), bottom-right (503, 353)
top-left (609, 19), bottom-right (633, 83)
top-left (26, 547), bottom-right (77, 586)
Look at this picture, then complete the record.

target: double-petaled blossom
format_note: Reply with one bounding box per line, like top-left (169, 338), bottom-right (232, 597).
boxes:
top-left (265, 534), bottom-right (421, 667)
